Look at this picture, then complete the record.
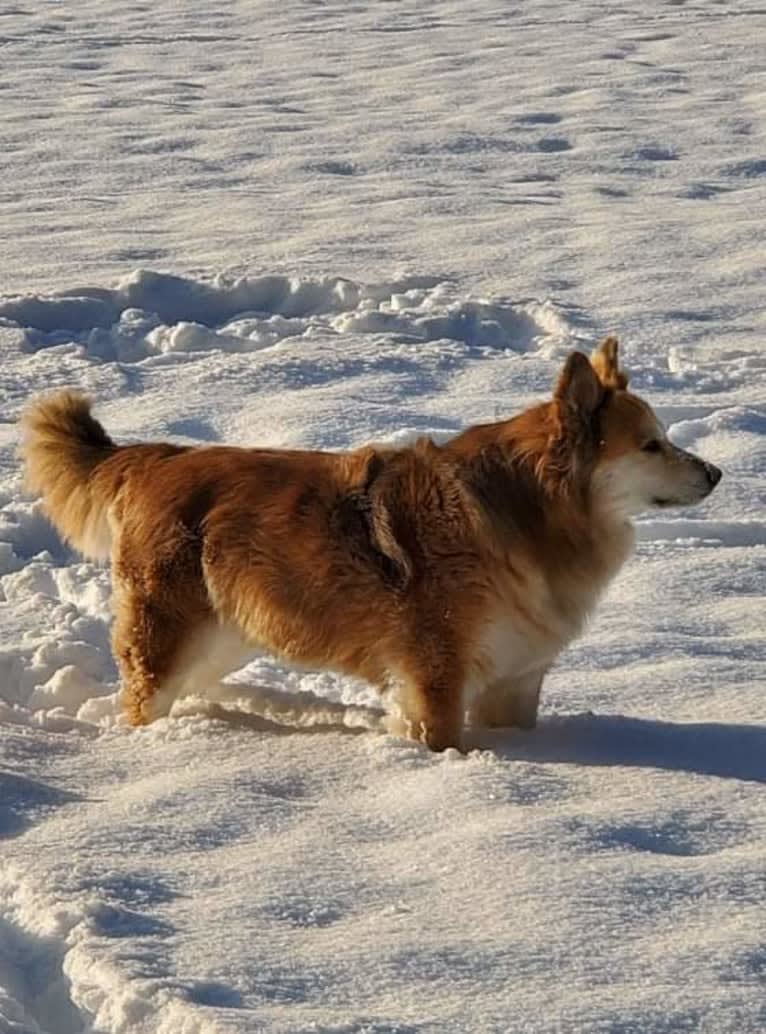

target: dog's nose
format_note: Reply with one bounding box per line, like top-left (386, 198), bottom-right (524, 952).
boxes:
top-left (705, 462), bottom-right (722, 487)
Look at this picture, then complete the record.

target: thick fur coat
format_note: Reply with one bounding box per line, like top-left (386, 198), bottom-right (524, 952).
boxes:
top-left (21, 338), bottom-right (720, 750)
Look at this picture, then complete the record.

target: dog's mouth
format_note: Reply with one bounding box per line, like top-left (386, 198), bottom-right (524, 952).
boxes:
top-left (652, 488), bottom-right (710, 507)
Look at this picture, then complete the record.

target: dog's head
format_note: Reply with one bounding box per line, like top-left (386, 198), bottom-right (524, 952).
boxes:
top-left (551, 337), bottom-right (721, 518)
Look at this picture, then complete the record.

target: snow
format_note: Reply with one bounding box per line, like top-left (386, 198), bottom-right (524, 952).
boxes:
top-left (1, 1), bottom-right (765, 1032)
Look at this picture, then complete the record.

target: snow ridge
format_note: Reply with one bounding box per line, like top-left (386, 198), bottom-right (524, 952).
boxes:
top-left (1, 270), bottom-right (572, 362)
top-left (0, 866), bottom-right (229, 1034)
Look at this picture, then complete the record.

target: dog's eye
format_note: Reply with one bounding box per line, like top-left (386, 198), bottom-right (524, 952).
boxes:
top-left (642, 439), bottom-right (662, 454)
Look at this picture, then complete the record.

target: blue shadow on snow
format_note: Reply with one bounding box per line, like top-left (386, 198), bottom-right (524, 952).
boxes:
top-left (0, 770), bottom-right (83, 839)
top-left (484, 713), bottom-right (766, 784)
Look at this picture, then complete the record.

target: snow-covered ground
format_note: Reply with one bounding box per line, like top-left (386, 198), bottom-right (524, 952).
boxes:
top-left (1, 2), bottom-right (765, 1032)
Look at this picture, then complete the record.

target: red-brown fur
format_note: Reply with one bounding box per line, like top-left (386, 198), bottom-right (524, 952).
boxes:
top-left (20, 338), bottom-right (720, 749)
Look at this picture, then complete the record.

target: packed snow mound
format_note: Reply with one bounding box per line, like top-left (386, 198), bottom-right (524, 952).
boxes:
top-left (0, 271), bottom-right (573, 362)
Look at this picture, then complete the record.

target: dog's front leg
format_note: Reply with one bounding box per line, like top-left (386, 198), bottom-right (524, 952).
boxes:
top-left (386, 673), bottom-right (465, 752)
top-left (468, 667), bottom-right (547, 730)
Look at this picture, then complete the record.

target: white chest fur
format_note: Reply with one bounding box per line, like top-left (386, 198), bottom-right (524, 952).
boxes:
top-left (471, 604), bottom-right (570, 692)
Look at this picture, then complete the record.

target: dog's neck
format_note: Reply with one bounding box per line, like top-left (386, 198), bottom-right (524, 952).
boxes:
top-left (448, 409), bottom-right (635, 598)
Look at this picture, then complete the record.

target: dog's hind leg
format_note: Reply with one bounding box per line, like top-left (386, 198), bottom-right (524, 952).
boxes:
top-left (115, 588), bottom-right (255, 725)
top-left (468, 667), bottom-right (546, 730)
top-left (112, 582), bottom-right (194, 726)
top-left (112, 566), bottom-right (244, 725)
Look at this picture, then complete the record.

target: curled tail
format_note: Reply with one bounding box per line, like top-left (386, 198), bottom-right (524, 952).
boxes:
top-left (21, 391), bottom-right (117, 559)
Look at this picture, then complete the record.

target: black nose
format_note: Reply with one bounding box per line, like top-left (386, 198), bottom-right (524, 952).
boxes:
top-left (705, 462), bottom-right (722, 487)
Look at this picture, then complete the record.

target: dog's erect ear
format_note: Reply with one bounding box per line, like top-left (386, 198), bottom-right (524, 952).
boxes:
top-left (554, 351), bottom-right (604, 418)
top-left (545, 352), bottom-right (605, 489)
top-left (590, 335), bottom-right (629, 390)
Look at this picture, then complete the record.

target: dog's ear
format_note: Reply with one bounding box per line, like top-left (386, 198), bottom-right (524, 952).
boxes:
top-left (546, 352), bottom-right (605, 489)
top-left (554, 351), bottom-right (604, 418)
top-left (590, 335), bottom-right (629, 389)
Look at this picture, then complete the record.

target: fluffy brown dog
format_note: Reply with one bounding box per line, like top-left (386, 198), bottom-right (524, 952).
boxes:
top-left (22, 338), bottom-right (721, 750)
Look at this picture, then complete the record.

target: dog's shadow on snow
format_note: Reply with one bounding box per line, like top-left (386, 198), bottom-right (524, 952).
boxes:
top-left (199, 685), bottom-right (766, 784)
top-left (0, 771), bottom-right (84, 839)
top-left (478, 713), bottom-right (766, 785)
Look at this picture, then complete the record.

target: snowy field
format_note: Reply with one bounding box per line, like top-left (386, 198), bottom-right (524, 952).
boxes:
top-left (1, 1), bottom-right (765, 1032)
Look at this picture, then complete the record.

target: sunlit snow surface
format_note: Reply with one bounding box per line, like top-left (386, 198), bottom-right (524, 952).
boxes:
top-left (1, 2), bottom-right (765, 1032)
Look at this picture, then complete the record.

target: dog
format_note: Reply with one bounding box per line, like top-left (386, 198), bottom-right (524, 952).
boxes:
top-left (21, 337), bottom-right (721, 750)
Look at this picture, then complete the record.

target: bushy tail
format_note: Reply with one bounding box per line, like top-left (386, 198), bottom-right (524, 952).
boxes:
top-left (21, 391), bottom-right (117, 559)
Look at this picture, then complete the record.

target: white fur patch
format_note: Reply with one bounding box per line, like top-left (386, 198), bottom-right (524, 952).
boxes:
top-left (593, 443), bottom-right (712, 520)
top-left (146, 621), bottom-right (255, 720)
top-left (468, 606), bottom-right (563, 705)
